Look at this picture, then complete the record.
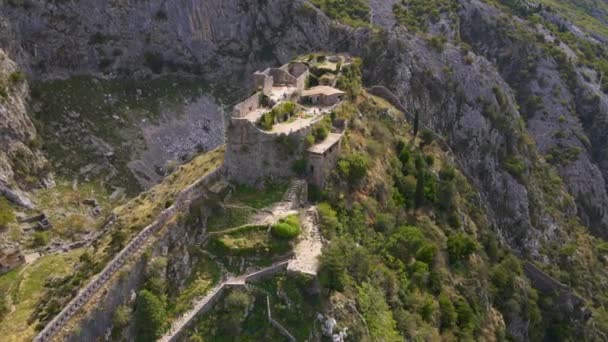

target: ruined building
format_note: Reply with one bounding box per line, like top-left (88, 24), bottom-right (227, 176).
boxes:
top-left (225, 55), bottom-right (349, 187)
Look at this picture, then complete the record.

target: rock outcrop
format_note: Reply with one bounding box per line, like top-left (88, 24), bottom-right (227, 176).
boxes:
top-left (0, 48), bottom-right (47, 204)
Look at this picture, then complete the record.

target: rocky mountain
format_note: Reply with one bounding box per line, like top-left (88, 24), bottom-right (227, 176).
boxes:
top-left (0, 0), bottom-right (607, 341)
top-left (0, 48), bottom-right (47, 207)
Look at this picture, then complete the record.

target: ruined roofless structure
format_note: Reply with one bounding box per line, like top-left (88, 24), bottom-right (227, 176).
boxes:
top-left (225, 55), bottom-right (349, 188)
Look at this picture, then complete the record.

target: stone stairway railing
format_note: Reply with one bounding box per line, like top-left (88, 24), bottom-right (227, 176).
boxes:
top-left (33, 164), bottom-right (225, 342)
top-left (158, 261), bottom-right (290, 342)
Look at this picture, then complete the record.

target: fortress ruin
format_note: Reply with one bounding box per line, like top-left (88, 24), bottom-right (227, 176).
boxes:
top-left (225, 55), bottom-right (350, 187)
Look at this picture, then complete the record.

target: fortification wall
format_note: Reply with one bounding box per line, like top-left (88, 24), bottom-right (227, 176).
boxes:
top-left (253, 72), bottom-right (273, 95)
top-left (233, 92), bottom-right (261, 118)
top-left (35, 165), bottom-right (225, 342)
top-left (245, 261), bottom-right (289, 282)
top-left (295, 70), bottom-right (309, 93)
top-left (225, 118), bottom-right (317, 186)
top-left (268, 68), bottom-right (296, 86)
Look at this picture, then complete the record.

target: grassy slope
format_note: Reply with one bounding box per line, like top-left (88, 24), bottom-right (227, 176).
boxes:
top-left (535, 0), bottom-right (608, 37)
top-left (0, 147), bottom-right (224, 340)
top-left (0, 249), bottom-right (84, 342)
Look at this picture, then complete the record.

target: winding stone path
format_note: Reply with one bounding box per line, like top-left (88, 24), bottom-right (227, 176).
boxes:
top-left (287, 206), bottom-right (323, 275)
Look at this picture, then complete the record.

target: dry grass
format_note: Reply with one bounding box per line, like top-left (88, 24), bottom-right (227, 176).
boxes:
top-left (95, 147), bottom-right (225, 254)
top-left (0, 249), bottom-right (85, 342)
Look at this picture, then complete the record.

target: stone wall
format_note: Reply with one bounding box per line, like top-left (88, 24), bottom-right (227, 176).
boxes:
top-left (233, 92), bottom-right (261, 118)
top-left (268, 68), bottom-right (296, 86)
top-left (253, 72), bottom-right (273, 95)
top-left (245, 261), bottom-right (289, 282)
top-left (523, 262), bottom-right (589, 321)
top-left (225, 118), bottom-right (320, 186)
top-left (34, 164), bottom-right (225, 342)
top-left (295, 70), bottom-right (309, 94)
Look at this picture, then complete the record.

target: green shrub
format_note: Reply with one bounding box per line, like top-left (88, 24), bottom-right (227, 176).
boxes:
top-left (0, 197), bottom-right (15, 228)
top-left (446, 233), bottom-right (478, 263)
top-left (112, 304), bottom-right (132, 330)
top-left (427, 35), bottom-right (447, 51)
top-left (258, 112), bottom-right (274, 130)
top-left (305, 134), bottom-right (315, 147)
top-left (503, 155), bottom-right (527, 183)
top-left (31, 231), bottom-right (49, 247)
top-left (292, 159), bottom-right (307, 176)
top-left (271, 215), bottom-right (301, 239)
top-left (134, 289), bottom-right (167, 341)
top-left (337, 153), bottom-right (369, 186)
top-left (317, 203), bottom-right (341, 238)
top-left (9, 71), bottom-right (25, 84)
top-left (257, 102), bottom-right (297, 130)
top-left (597, 242), bottom-right (608, 257)
top-left (387, 225), bottom-right (437, 263)
top-left (439, 292), bottom-right (456, 330)
top-left (313, 125), bottom-right (329, 142)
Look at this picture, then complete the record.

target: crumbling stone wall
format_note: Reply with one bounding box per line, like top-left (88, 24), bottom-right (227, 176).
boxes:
top-left (232, 92), bottom-right (261, 118)
top-left (254, 72), bottom-right (273, 95)
top-left (268, 68), bottom-right (296, 86)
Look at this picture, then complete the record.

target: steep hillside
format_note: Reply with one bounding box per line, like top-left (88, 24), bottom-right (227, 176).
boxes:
top-left (0, 0), bottom-right (607, 341)
top-left (0, 49), bottom-right (47, 206)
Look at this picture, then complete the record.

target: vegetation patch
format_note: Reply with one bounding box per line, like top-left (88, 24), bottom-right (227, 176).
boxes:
top-left (230, 181), bottom-right (287, 209)
top-left (271, 214), bottom-right (301, 239)
top-left (206, 205), bottom-right (256, 232)
top-left (0, 249), bottom-right (85, 342)
top-left (309, 0), bottom-right (370, 27)
top-left (257, 102), bottom-right (297, 131)
top-left (185, 273), bottom-right (320, 341)
top-left (209, 225), bottom-right (292, 257)
top-left (168, 249), bottom-right (221, 316)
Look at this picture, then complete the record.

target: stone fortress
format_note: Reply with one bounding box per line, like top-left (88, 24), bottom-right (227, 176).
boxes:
top-left (225, 54), bottom-right (352, 188)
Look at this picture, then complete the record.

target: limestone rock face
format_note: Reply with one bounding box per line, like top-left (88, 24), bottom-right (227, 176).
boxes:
top-left (458, 0), bottom-right (608, 238)
top-left (0, 49), bottom-right (47, 198)
top-left (1, 0), bottom-right (605, 241)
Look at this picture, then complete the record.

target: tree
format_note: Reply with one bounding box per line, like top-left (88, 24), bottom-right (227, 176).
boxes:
top-left (319, 240), bottom-right (353, 291)
top-left (317, 203), bottom-right (342, 238)
top-left (415, 168), bottom-right (426, 208)
top-left (222, 290), bottom-right (253, 335)
top-left (134, 290), bottom-right (167, 342)
top-left (337, 153), bottom-right (369, 186)
top-left (447, 233), bottom-right (478, 263)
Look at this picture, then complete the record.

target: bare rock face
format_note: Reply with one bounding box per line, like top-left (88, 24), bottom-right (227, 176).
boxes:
top-left (458, 0), bottom-right (608, 238)
top-left (0, 49), bottom-right (47, 200)
top-left (128, 95), bottom-right (224, 188)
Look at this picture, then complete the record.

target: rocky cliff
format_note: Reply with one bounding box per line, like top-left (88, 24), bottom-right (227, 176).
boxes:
top-left (0, 48), bottom-right (47, 207)
top-left (1, 0), bottom-right (608, 340)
